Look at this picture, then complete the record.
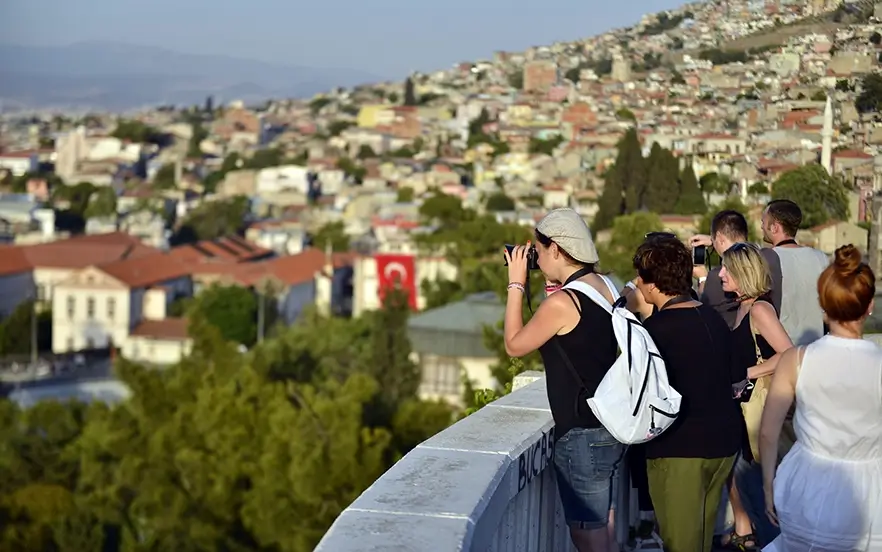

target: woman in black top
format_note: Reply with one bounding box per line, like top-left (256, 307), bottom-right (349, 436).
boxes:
top-left (628, 235), bottom-right (744, 552)
top-left (504, 208), bottom-right (621, 552)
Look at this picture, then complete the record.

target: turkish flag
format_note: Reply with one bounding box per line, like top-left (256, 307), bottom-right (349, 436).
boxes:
top-left (375, 254), bottom-right (417, 309)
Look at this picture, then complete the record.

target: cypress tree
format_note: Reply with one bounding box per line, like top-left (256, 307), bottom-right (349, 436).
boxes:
top-left (592, 168), bottom-right (625, 232)
top-left (592, 128), bottom-right (646, 231)
top-left (643, 143), bottom-right (680, 213)
top-left (404, 77), bottom-right (417, 106)
top-left (675, 165), bottom-right (707, 215)
top-left (619, 128), bottom-right (647, 213)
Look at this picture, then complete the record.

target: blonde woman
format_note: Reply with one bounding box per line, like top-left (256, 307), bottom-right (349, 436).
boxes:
top-left (719, 242), bottom-right (793, 550)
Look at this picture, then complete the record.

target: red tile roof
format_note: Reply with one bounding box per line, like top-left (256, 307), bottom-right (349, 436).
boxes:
top-left (169, 236), bottom-right (272, 264)
top-left (99, 252), bottom-right (191, 288)
top-left (246, 249), bottom-right (357, 286)
top-left (130, 318), bottom-right (190, 340)
top-left (0, 232), bottom-right (160, 277)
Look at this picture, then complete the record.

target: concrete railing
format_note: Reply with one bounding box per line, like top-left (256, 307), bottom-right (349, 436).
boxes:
top-left (316, 371), bottom-right (634, 552)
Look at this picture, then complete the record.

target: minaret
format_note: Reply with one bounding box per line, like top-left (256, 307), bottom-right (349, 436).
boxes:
top-left (821, 94), bottom-right (833, 175)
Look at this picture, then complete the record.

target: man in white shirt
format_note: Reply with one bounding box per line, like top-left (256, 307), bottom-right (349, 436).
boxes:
top-left (761, 199), bottom-right (830, 346)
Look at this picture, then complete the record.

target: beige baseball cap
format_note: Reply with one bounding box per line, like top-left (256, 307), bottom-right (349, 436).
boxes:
top-left (536, 208), bottom-right (599, 264)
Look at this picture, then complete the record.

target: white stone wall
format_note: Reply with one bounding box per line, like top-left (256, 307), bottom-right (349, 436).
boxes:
top-left (315, 374), bottom-right (578, 552)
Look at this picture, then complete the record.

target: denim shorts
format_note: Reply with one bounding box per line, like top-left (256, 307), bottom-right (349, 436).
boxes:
top-left (552, 427), bottom-right (626, 530)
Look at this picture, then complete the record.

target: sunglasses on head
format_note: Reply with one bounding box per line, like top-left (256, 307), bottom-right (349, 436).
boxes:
top-left (644, 232), bottom-right (677, 240)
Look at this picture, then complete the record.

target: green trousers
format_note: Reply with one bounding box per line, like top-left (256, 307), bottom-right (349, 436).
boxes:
top-left (646, 455), bottom-right (736, 552)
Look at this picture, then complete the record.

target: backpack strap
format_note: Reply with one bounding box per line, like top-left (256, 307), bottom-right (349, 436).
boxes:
top-left (562, 280), bottom-right (617, 314)
top-left (556, 276), bottom-right (622, 395)
top-left (597, 274), bottom-right (621, 301)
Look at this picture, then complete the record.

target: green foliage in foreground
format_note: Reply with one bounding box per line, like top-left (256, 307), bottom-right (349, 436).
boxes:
top-left (0, 291), bottom-right (453, 552)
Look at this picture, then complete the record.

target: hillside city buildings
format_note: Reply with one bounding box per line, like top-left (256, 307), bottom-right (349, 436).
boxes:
top-left (3, 0), bottom-right (882, 405)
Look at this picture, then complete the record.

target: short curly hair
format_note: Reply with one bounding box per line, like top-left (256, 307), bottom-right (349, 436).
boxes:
top-left (633, 236), bottom-right (694, 296)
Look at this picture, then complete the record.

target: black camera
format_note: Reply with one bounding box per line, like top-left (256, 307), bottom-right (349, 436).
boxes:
top-left (503, 244), bottom-right (540, 270)
top-left (692, 245), bottom-right (707, 266)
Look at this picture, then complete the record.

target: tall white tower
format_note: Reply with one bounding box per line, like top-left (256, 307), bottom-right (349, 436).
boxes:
top-left (821, 94), bottom-right (833, 175)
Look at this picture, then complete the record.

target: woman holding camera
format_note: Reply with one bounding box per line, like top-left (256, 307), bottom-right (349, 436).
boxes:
top-left (627, 235), bottom-right (744, 552)
top-left (504, 208), bottom-right (623, 552)
top-left (720, 242), bottom-right (793, 550)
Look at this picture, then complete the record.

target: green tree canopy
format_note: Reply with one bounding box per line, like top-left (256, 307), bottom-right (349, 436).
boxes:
top-left (0, 300), bottom-right (51, 355)
top-left (0, 298), bottom-right (454, 551)
top-left (152, 163), bottom-right (178, 190)
top-left (172, 196), bottom-right (250, 244)
top-left (335, 157), bottom-right (366, 182)
top-left (245, 148), bottom-right (284, 170)
top-left (357, 145), bottom-right (377, 160)
top-left (699, 172), bottom-right (732, 199)
top-left (528, 135), bottom-right (565, 155)
top-left (615, 108), bottom-right (636, 122)
top-left (189, 284), bottom-right (260, 347)
top-left (771, 164), bottom-right (850, 228)
top-left (188, 119), bottom-right (208, 158)
top-left (419, 190), bottom-right (470, 229)
top-left (111, 119), bottom-right (161, 143)
top-left (643, 143), bottom-right (680, 213)
top-left (83, 187), bottom-right (117, 219)
top-left (51, 182), bottom-right (94, 214)
top-left (396, 187), bottom-right (415, 202)
top-left (327, 120), bottom-right (354, 136)
top-left (593, 128), bottom-right (645, 231)
top-left (485, 192), bottom-right (515, 212)
top-left (597, 211), bottom-right (664, 280)
top-left (675, 165), bottom-right (707, 215)
top-left (403, 78), bottom-right (417, 106)
top-left (857, 73), bottom-right (882, 113)
top-left (310, 221), bottom-right (350, 252)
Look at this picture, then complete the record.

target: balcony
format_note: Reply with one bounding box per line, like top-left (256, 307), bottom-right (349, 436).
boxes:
top-left (315, 372), bottom-right (634, 551)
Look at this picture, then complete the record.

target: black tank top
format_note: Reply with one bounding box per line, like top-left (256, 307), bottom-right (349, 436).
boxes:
top-left (733, 305), bottom-right (777, 463)
top-left (733, 307), bottom-right (777, 370)
top-left (539, 288), bottom-right (617, 440)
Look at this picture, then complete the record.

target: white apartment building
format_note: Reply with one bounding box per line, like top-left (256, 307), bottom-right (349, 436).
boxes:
top-left (52, 251), bottom-right (193, 364)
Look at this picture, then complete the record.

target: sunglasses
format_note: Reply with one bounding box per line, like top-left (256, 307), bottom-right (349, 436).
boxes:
top-left (644, 232), bottom-right (677, 240)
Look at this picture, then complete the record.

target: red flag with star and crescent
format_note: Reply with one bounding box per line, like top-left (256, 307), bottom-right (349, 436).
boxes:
top-left (375, 254), bottom-right (417, 310)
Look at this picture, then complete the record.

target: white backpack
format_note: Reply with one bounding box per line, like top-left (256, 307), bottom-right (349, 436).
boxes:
top-left (560, 277), bottom-right (682, 445)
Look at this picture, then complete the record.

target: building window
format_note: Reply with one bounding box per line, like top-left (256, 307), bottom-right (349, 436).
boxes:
top-left (86, 337), bottom-right (94, 350)
top-left (67, 296), bottom-right (75, 319)
top-left (107, 298), bottom-right (115, 320)
top-left (67, 337), bottom-right (74, 352)
top-left (420, 356), bottom-right (462, 397)
top-left (86, 297), bottom-right (95, 319)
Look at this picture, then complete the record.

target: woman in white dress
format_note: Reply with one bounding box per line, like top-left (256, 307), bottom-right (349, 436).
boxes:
top-left (759, 244), bottom-right (882, 552)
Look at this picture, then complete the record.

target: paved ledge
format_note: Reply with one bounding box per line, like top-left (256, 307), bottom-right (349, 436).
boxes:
top-left (315, 371), bottom-right (568, 552)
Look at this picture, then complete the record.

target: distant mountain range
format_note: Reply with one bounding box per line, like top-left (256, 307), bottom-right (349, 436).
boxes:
top-left (0, 41), bottom-right (384, 111)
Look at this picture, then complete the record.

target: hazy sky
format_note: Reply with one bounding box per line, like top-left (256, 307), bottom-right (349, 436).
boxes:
top-left (1, 0), bottom-right (688, 78)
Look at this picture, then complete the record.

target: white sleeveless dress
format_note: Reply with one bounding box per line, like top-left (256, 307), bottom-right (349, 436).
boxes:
top-left (765, 335), bottom-right (882, 552)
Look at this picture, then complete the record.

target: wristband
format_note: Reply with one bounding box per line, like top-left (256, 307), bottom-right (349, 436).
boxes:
top-left (507, 282), bottom-right (526, 293)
